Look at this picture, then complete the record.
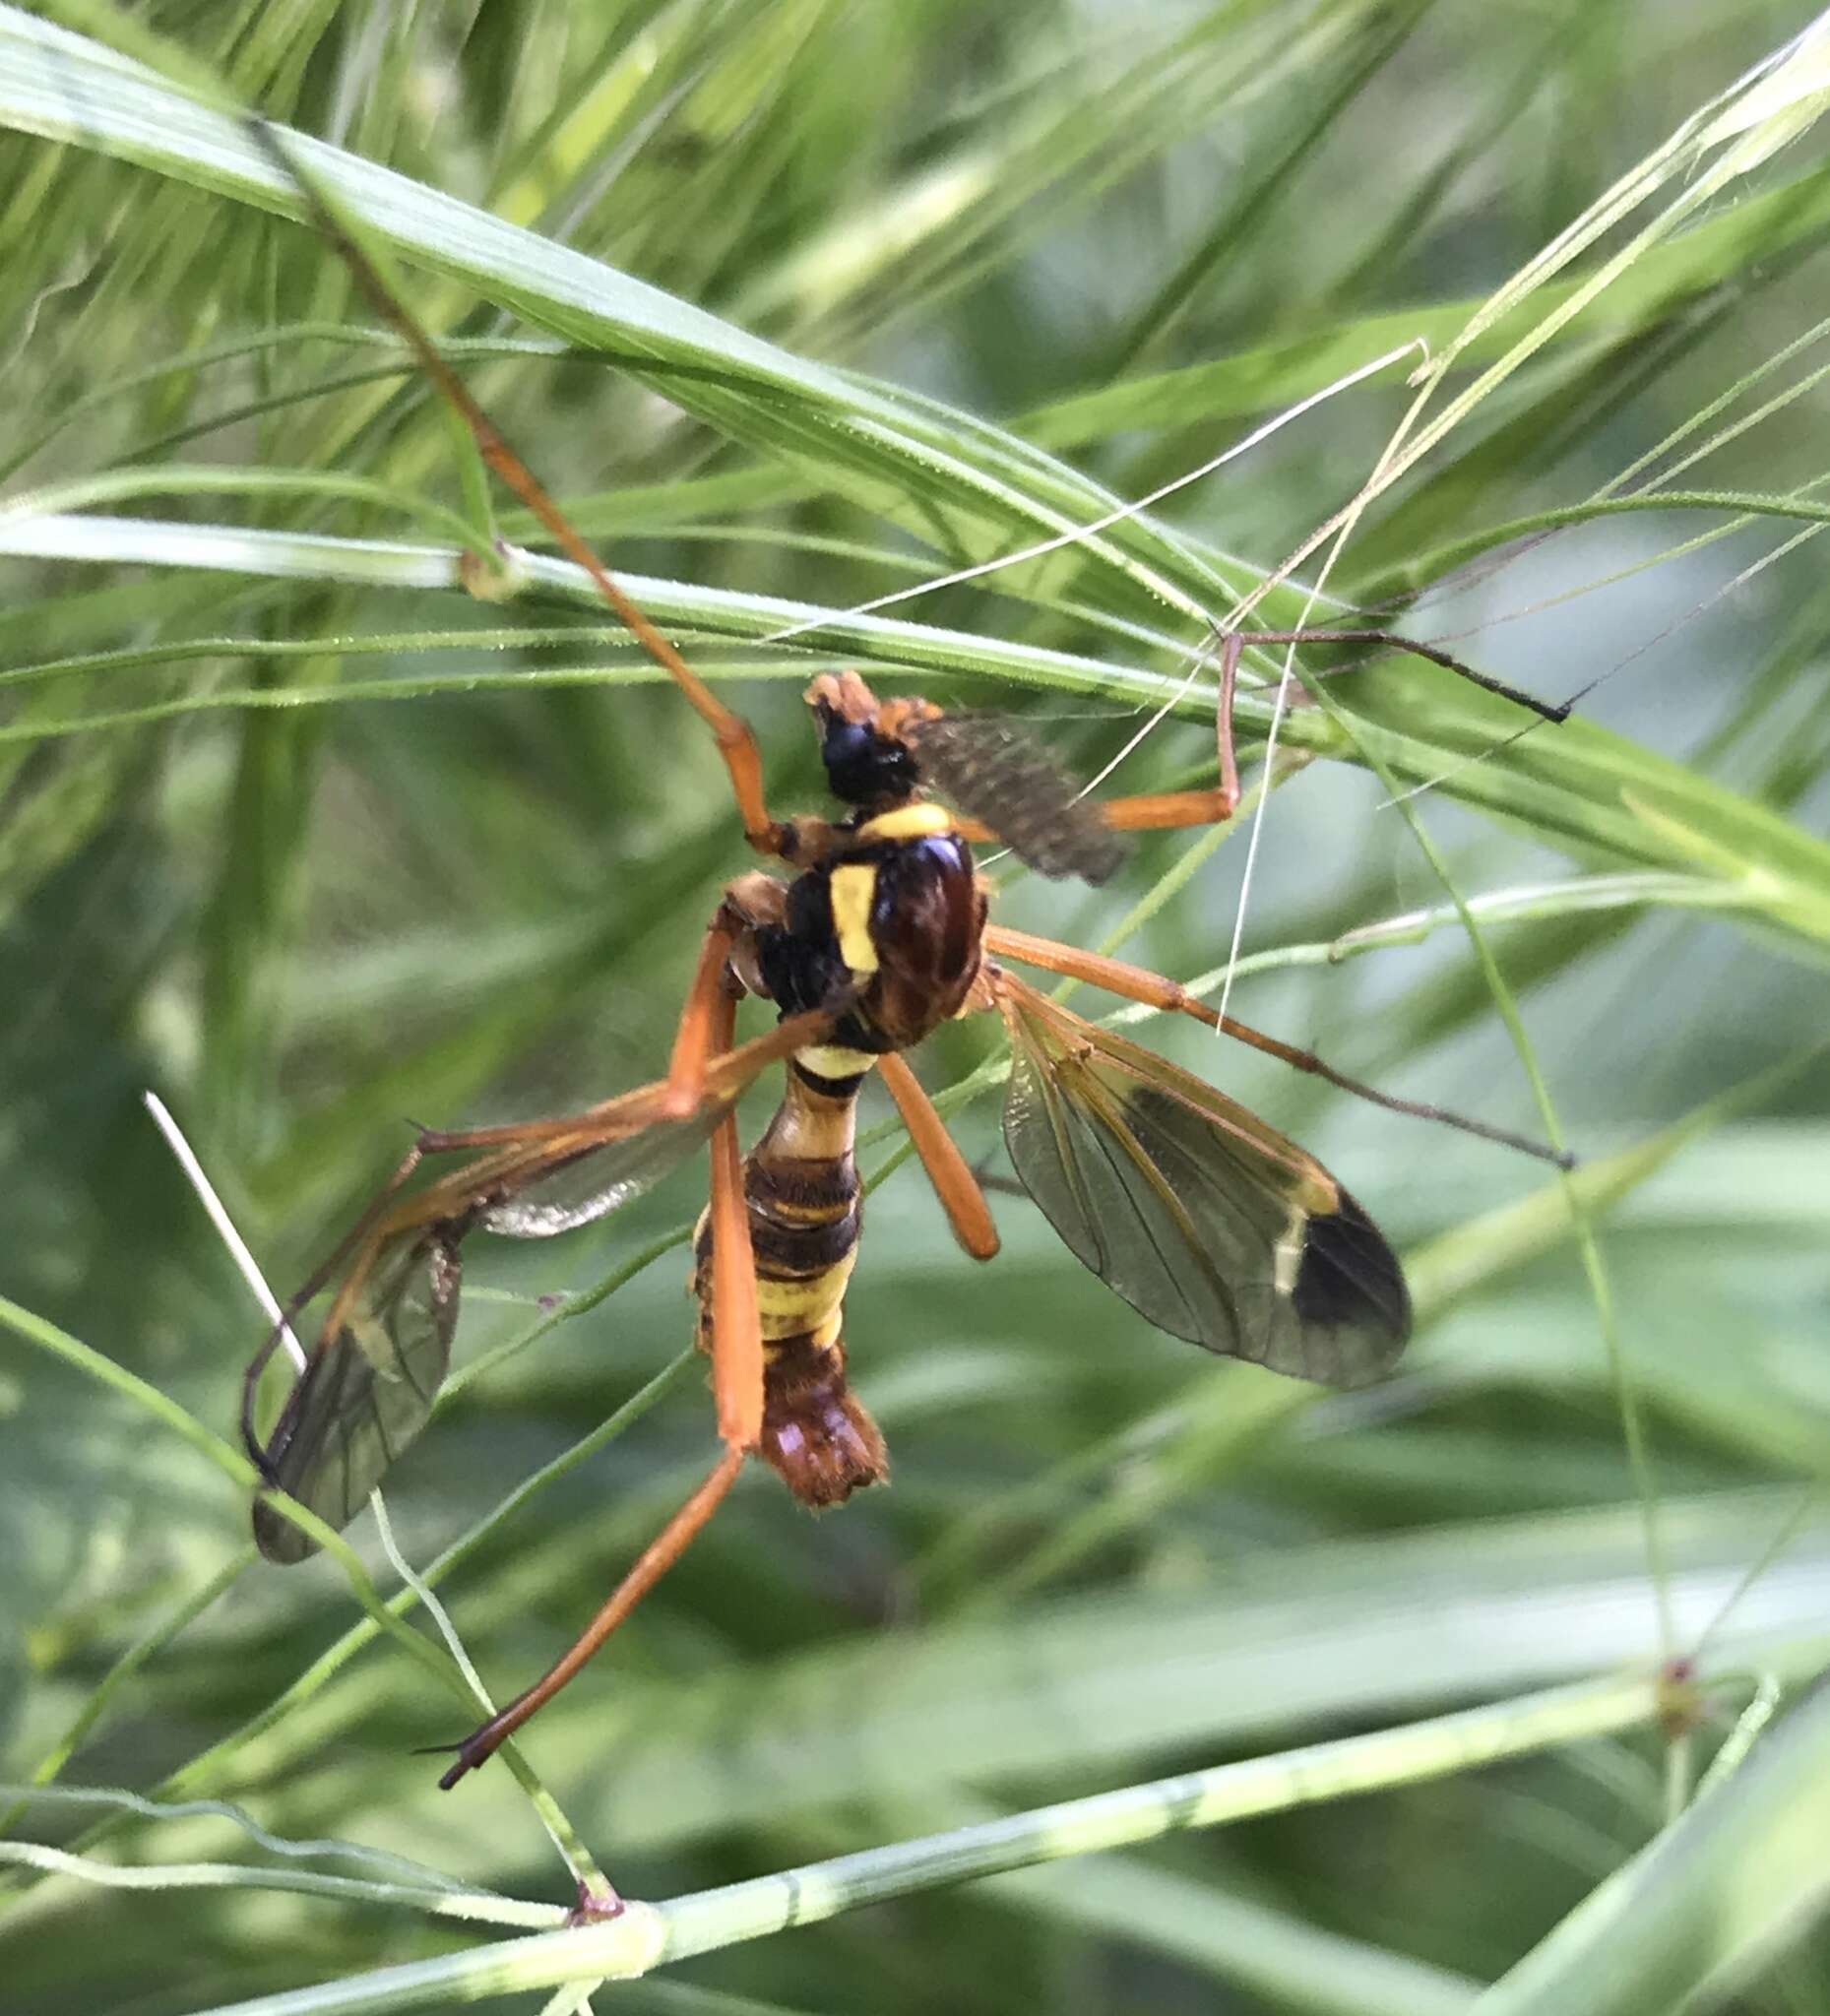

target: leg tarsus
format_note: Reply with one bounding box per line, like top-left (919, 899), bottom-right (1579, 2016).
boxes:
top-left (435, 1443), bottom-right (749, 1789)
top-left (1233, 628), bottom-right (1568, 724)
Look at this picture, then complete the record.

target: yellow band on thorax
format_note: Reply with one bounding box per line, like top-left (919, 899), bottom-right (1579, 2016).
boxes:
top-left (855, 802), bottom-right (955, 845)
top-left (757, 1247), bottom-right (858, 1339)
top-left (828, 862), bottom-right (879, 975)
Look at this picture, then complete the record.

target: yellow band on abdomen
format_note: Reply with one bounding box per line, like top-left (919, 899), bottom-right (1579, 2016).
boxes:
top-left (757, 1247), bottom-right (857, 1338)
top-left (796, 1042), bottom-right (879, 1081)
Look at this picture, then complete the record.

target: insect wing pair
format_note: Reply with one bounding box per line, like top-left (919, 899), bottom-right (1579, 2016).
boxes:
top-left (232, 118), bottom-right (1560, 1780)
top-left (250, 950), bottom-right (1409, 1565)
top-left (248, 1052), bottom-right (760, 1558)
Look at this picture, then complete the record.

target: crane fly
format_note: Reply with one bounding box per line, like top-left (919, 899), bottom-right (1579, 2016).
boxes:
top-left (240, 121), bottom-right (1568, 1792)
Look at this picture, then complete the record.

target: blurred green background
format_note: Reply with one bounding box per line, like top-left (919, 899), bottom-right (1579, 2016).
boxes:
top-left (4, 1), bottom-right (1830, 2010)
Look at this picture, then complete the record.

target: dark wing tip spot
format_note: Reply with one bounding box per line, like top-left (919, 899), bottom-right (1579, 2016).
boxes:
top-left (1293, 1186), bottom-right (1411, 1373)
top-left (253, 1495), bottom-right (318, 1564)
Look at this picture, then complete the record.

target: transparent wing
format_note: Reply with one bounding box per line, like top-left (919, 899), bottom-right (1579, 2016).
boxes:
top-left (253, 1229), bottom-right (462, 1564)
top-left (905, 713), bottom-right (1126, 884)
top-left (997, 977), bottom-right (1409, 1386)
top-left (249, 1103), bottom-right (728, 1561)
top-left (248, 1014), bottom-right (828, 1561)
top-left (477, 1093), bottom-right (734, 1235)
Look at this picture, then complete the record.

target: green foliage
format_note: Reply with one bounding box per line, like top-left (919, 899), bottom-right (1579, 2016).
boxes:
top-left (4, 3), bottom-right (1830, 2012)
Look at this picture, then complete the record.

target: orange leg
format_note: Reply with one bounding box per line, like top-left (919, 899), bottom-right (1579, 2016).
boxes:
top-left (1099, 627), bottom-right (1243, 834)
top-left (878, 1051), bottom-right (999, 1260)
top-left (435, 1445), bottom-right (747, 1790)
top-left (949, 634), bottom-right (1243, 848)
top-left (261, 1000), bottom-right (835, 1441)
top-left (982, 924), bottom-right (1572, 1167)
top-left (663, 879), bottom-right (791, 1116)
top-left (1004, 625), bottom-right (1567, 844)
top-left (434, 992), bottom-right (766, 1787)
top-left (255, 1000), bottom-right (833, 1445)
top-left (706, 1119), bottom-right (765, 1450)
top-left (408, 1002), bottom-right (825, 1166)
top-left (663, 915), bottom-right (742, 1118)
top-left (249, 123), bottom-right (787, 858)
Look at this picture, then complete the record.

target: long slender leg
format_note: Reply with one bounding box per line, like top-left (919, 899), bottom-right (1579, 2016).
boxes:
top-left (878, 1051), bottom-right (999, 1260)
top-left (1018, 624), bottom-right (1567, 844)
top-left (949, 634), bottom-right (1243, 847)
top-left (261, 1003), bottom-right (836, 1457)
top-left (262, 1002), bottom-right (831, 1381)
top-left (982, 924), bottom-right (1572, 1167)
top-left (1095, 628), bottom-right (1244, 834)
top-left (706, 1116), bottom-right (765, 1448)
top-left (662, 877), bottom-right (789, 1116)
top-left (408, 1007), bottom-right (828, 1164)
top-left (693, 983), bottom-right (766, 1450)
top-left (1234, 629), bottom-right (1569, 724)
top-left (435, 1446), bottom-right (747, 1789)
top-left (436, 993), bottom-right (766, 1788)
top-left (663, 915), bottom-right (742, 1118)
top-left (249, 122), bottom-right (787, 857)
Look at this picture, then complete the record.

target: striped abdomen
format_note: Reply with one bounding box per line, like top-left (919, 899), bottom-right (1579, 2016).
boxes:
top-left (695, 1053), bottom-right (888, 1507)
